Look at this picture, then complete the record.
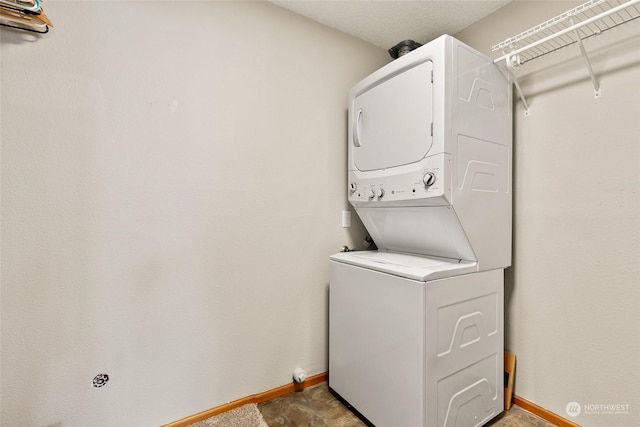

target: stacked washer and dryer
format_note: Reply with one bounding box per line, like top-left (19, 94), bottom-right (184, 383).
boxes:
top-left (329, 35), bottom-right (512, 427)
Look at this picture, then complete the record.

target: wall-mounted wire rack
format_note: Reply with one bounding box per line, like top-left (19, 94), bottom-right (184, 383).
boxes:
top-left (492, 0), bottom-right (640, 115)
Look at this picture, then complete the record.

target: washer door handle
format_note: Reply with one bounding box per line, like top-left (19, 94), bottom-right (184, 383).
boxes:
top-left (353, 108), bottom-right (363, 147)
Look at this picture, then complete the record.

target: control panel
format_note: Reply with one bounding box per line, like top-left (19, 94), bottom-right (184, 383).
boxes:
top-left (348, 154), bottom-right (450, 207)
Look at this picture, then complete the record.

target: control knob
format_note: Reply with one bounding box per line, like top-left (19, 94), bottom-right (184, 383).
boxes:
top-left (349, 182), bottom-right (357, 194)
top-left (423, 172), bottom-right (436, 187)
top-left (376, 188), bottom-right (385, 199)
top-left (368, 189), bottom-right (376, 199)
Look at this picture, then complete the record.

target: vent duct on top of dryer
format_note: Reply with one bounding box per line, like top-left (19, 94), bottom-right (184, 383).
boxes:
top-left (388, 40), bottom-right (422, 59)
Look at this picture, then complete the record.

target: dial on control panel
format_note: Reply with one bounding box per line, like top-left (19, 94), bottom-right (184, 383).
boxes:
top-left (423, 172), bottom-right (436, 187)
top-left (368, 188), bottom-right (385, 199)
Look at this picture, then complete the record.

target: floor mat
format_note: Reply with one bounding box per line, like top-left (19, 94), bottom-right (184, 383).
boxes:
top-left (189, 403), bottom-right (268, 427)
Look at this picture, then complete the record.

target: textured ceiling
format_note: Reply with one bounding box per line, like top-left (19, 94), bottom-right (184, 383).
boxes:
top-left (270, 1), bottom-right (512, 51)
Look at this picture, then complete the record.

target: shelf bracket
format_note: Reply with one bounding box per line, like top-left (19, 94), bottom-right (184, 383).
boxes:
top-left (570, 19), bottom-right (601, 99)
top-left (505, 54), bottom-right (530, 116)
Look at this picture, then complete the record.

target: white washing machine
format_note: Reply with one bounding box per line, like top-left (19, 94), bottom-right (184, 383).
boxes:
top-left (329, 35), bottom-right (512, 426)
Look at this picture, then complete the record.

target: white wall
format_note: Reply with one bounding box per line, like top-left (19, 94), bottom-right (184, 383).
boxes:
top-left (456, 2), bottom-right (640, 426)
top-left (0, 2), bottom-right (386, 426)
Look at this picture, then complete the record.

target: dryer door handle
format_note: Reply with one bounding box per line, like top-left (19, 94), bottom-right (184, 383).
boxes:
top-left (353, 108), bottom-right (363, 147)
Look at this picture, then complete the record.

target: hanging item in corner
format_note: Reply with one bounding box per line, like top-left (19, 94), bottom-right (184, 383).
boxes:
top-left (0, 0), bottom-right (53, 34)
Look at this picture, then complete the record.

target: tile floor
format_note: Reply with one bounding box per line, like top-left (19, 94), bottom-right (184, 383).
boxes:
top-left (258, 382), bottom-right (555, 427)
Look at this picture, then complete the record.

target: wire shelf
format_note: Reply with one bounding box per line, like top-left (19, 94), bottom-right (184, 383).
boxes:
top-left (493, 0), bottom-right (640, 66)
top-left (492, 0), bottom-right (640, 115)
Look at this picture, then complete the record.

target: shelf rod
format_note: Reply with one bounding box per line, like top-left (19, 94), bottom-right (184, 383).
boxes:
top-left (570, 19), bottom-right (601, 98)
top-left (493, 0), bottom-right (640, 65)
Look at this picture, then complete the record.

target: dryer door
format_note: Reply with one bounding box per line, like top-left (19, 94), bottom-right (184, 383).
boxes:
top-left (352, 60), bottom-right (433, 172)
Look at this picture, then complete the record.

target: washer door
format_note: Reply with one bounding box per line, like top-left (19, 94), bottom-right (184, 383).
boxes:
top-left (352, 60), bottom-right (433, 172)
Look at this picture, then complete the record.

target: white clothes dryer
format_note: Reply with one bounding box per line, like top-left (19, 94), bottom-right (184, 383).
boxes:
top-left (329, 35), bottom-right (512, 427)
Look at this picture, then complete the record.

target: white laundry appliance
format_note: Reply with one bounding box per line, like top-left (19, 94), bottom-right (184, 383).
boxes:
top-left (329, 35), bottom-right (512, 427)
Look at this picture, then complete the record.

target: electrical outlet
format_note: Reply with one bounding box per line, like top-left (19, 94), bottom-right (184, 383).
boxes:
top-left (341, 210), bottom-right (351, 228)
